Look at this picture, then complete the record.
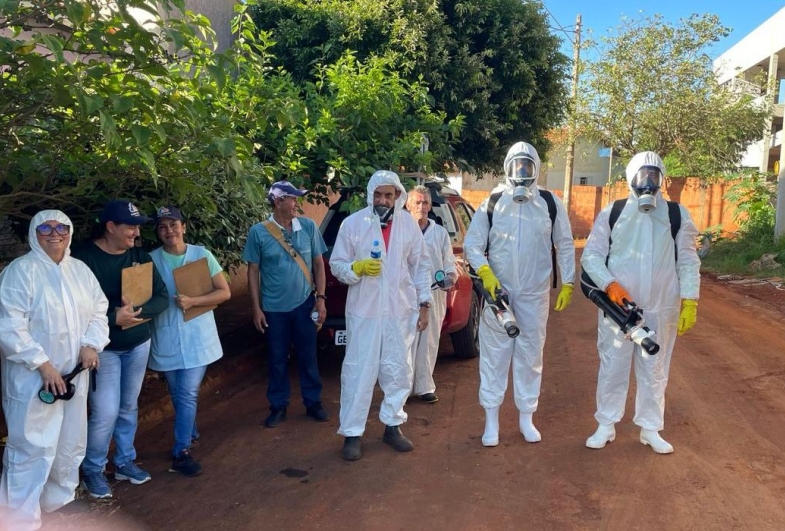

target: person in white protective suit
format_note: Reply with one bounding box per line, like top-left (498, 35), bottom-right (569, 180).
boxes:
top-left (464, 141), bottom-right (576, 447)
top-left (0, 210), bottom-right (110, 530)
top-left (581, 152), bottom-right (700, 454)
top-left (405, 185), bottom-right (458, 403)
top-left (330, 170), bottom-right (433, 461)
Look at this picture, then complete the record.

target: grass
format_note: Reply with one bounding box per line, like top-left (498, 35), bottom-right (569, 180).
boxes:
top-left (700, 230), bottom-right (785, 279)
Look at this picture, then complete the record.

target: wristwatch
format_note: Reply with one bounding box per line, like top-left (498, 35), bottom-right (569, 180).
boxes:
top-left (316, 294), bottom-right (327, 301)
top-left (419, 302), bottom-right (431, 309)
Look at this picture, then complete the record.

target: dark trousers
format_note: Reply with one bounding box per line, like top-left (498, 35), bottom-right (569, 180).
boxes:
top-left (264, 295), bottom-right (322, 410)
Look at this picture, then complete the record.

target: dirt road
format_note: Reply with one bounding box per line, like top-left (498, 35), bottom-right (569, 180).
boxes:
top-left (43, 274), bottom-right (785, 531)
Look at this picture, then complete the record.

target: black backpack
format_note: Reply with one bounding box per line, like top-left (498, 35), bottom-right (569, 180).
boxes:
top-left (580, 198), bottom-right (682, 295)
top-left (607, 198), bottom-right (682, 262)
top-left (486, 189), bottom-right (559, 289)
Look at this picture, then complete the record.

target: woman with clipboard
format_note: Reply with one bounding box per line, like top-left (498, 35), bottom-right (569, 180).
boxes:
top-left (71, 200), bottom-right (168, 499)
top-left (149, 205), bottom-right (231, 477)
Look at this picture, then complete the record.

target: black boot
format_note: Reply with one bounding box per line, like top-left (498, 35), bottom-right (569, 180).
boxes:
top-left (342, 436), bottom-right (362, 461)
top-left (383, 425), bottom-right (414, 452)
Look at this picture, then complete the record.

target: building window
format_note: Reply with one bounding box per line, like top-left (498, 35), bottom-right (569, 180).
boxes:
top-left (579, 177), bottom-right (588, 185)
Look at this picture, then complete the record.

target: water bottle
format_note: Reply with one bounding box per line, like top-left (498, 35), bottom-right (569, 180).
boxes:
top-left (370, 239), bottom-right (382, 260)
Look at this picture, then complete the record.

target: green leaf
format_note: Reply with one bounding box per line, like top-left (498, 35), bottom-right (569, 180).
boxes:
top-left (214, 138), bottom-right (235, 158)
top-left (131, 125), bottom-right (151, 146)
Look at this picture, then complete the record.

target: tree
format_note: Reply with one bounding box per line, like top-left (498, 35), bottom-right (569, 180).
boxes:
top-left (578, 13), bottom-right (769, 177)
top-left (230, 12), bottom-right (462, 209)
top-left (247, 0), bottom-right (569, 173)
top-left (0, 0), bottom-right (268, 267)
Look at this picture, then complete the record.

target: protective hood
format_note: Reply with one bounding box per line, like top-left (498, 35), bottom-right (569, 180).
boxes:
top-left (28, 209), bottom-right (73, 264)
top-left (366, 170), bottom-right (408, 211)
top-left (625, 152), bottom-right (665, 198)
top-left (503, 141), bottom-right (541, 192)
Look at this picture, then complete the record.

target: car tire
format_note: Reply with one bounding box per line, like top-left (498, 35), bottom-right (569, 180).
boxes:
top-left (451, 290), bottom-right (480, 359)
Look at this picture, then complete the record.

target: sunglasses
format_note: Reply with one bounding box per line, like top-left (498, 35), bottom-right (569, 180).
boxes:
top-left (36, 224), bottom-right (71, 236)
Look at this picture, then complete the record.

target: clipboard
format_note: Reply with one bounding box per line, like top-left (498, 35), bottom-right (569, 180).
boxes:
top-left (121, 262), bottom-right (153, 330)
top-left (173, 257), bottom-right (217, 322)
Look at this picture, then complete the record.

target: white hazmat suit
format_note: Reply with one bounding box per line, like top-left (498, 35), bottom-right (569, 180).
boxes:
top-left (410, 219), bottom-right (456, 397)
top-left (0, 210), bottom-right (109, 530)
top-left (581, 152), bottom-right (700, 452)
top-left (465, 142), bottom-right (575, 444)
top-left (331, 171), bottom-right (432, 437)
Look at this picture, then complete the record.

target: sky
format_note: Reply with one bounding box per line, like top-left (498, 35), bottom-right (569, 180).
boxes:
top-left (542, 0), bottom-right (785, 59)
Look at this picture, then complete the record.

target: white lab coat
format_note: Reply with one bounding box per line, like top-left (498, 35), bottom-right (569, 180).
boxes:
top-left (465, 142), bottom-right (576, 412)
top-left (411, 220), bottom-right (456, 396)
top-left (0, 210), bottom-right (109, 530)
top-left (581, 151), bottom-right (700, 430)
top-left (331, 171), bottom-right (432, 437)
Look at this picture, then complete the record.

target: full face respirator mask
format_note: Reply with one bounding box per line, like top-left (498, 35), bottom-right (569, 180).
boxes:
top-left (38, 363), bottom-right (96, 404)
top-left (631, 166), bottom-right (663, 214)
top-left (508, 157), bottom-right (537, 204)
top-left (373, 205), bottom-right (394, 228)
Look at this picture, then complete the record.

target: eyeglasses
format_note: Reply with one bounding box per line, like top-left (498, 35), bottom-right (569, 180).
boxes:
top-left (36, 224), bottom-right (71, 236)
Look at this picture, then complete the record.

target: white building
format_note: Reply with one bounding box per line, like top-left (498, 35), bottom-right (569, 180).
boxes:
top-left (714, 7), bottom-right (785, 174)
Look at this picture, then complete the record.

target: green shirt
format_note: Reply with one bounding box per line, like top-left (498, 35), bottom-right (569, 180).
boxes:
top-left (72, 242), bottom-right (169, 351)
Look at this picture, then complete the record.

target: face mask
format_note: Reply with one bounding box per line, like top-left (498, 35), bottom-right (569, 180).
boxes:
top-left (631, 166), bottom-right (662, 213)
top-left (508, 156), bottom-right (536, 204)
top-left (637, 193), bottom-right (657, 213)
top-left (512, 185), bottom-right (533, 204)
top-left (373, 205), bottom-right (394, 228)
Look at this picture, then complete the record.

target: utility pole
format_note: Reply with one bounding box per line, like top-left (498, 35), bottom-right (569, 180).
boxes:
top-left (562, 14), bottom-right (581, 212)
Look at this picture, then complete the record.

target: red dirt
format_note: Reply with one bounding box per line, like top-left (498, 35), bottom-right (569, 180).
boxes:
top-left (38, 270), bottom-right (785, 531)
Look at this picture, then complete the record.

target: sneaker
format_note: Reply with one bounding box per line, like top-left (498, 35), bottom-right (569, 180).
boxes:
top-left (114, 462), bottom-right (152, 485)
top-left (419, 393), bottom-right (439, 403)
top-left (81, 472), bottom-right (112, 499)
top-left (169, 450), bottom-right (203, 477)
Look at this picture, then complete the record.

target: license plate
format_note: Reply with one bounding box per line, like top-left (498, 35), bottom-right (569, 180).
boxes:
top-left (334, 330), bottom-right (347, 346)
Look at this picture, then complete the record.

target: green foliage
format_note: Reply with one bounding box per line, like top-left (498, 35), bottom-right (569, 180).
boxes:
top-left (700, 232), bottom-right (785, 278)
top-left (701, 172), bottom-right (783, 278)
top-left (723, 172), bottom-right (776, 238)
top-left (247, 0), bottom-right (568, 173)
top-left (578, 14), bottom-right (768, 177)
top-left (234, 12), bottom-right (461, 205)
top-left (0, 0), bottom-right (269, 268)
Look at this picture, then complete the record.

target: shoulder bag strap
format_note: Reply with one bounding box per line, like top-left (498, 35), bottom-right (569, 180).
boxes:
top-left (262, 221), bottom-right (314, 290)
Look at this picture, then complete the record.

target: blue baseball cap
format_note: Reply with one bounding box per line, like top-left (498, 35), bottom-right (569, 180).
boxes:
top-left (155, 205), bottom-right (184, 226)
top-left (267, 181), bottom-right (308, 201)
top-left (100, 200), bottom-right (151, 225)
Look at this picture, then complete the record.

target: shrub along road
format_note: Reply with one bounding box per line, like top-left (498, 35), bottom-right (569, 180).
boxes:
top-left (42, 270), bottom-right (785, 530)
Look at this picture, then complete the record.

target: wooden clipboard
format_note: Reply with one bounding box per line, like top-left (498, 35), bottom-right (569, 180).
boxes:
top-left (121, 262), bottom-right (152, 330)
top-left (173, 257), bottom-right (217, 322)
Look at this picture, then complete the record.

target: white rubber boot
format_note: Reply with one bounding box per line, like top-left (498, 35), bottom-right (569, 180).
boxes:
top-left (482, 407), bottom-right (500, 447)
top-left (519, 412), bottom-right (541, 443)
top-left (640, 429), bottom-right (674, 454)
top-left (585, 423), bottom-right (616, 449)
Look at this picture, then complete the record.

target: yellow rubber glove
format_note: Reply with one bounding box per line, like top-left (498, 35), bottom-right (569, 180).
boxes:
top-left (352, 258), bottom-right (382, 277)
top-left (678, 299), bottom-right (698, 336)
top-left (606, 281), bottom-right (631, 306)
top-left (554, 283), bottom-right (574, 311)
top-left (477, 264), bottom-right (501, 296)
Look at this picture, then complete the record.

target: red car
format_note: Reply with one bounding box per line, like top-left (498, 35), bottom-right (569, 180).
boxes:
top-left (318, 181), bottom-right (480, 358)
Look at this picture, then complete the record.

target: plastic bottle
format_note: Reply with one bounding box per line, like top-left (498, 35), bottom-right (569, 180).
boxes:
top-left (370, 239), bottom-right (382, 259)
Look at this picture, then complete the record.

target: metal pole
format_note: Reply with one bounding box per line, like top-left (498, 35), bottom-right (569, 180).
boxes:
top-left (563, 14), bottom-right (581, 212)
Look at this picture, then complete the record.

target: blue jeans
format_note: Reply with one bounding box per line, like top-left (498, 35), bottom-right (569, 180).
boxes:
top-left (82, 340), bottom-right (150, 474)
top-left (265, 295), bottom-right (322, 410)
top-left (162, 366), bottom-right (206, 457)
